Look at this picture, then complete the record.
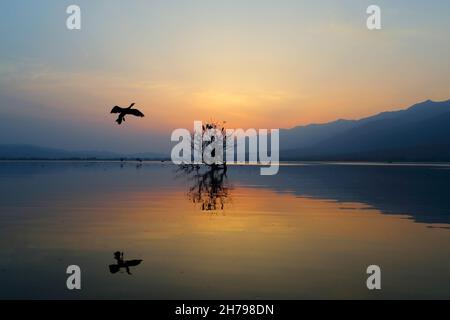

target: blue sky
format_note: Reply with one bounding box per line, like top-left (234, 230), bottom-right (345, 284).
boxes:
top-left (1, 1), bottom-right (449, 153)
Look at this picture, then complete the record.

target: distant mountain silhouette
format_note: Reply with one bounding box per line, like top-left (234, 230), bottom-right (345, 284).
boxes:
top-left (0, 144), bottom-right (167, 160)
top-left (280, 119), bottom-right (358, 150)
top-left (281, 99), bottom-right (450, 161)
top-left (2, 99), bottom-right (450, 162)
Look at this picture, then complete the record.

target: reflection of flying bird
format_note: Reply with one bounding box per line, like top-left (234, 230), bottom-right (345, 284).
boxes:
top-left (109, 251), bottom-right (143, 275)
top-left (110, 103), bottom-right (145, 125)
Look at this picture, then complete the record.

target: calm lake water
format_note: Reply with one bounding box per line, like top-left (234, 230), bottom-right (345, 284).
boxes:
top-left (0, 161), bottom-right (449, 299)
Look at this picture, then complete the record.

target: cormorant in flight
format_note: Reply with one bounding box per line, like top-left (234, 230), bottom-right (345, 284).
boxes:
top-left (110, 103), bottom-right (145, 125)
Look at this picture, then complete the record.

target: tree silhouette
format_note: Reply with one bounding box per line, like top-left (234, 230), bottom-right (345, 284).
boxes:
top-left (191, 120), bottom-right (230, 170)
top-left (177, 164), bottom-right (231, 212)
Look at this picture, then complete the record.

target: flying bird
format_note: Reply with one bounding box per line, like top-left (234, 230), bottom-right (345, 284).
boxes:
top-left (110, 103), bottom-right (145, 125)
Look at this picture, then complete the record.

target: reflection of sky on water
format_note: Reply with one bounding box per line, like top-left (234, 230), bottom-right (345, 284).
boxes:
top-left (0, 162), bottom-right (449, 299)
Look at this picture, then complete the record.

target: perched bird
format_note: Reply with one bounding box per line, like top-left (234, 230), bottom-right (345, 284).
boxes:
top-left (110, 103), bottom-right (145, 125)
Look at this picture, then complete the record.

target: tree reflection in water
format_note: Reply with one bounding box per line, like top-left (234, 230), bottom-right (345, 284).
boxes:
top-left (177, 164), bottom-right (231, 212)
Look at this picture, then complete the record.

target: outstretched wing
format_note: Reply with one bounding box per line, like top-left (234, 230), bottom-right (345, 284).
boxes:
top-left (128, 108), bottom-right (145, 117)
top-left (125, 259), bottom-right (143, 267)
top-left (111, 106), bottom-right (123, 114)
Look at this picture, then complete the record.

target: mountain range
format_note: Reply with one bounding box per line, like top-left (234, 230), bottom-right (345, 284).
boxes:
top-left (280, 99), bottom-right (450, 161)
top-left (0, 144), bottom-right (167, 160)
top-left (1, 99), bottom-right (450, 161)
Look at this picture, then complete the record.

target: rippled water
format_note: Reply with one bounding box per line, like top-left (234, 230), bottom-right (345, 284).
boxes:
top-left (0, 161), bottom-right (449, 299)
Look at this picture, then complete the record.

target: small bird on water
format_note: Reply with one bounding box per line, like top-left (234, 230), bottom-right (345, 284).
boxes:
top-left (110, 102), bottom-right (145, 125)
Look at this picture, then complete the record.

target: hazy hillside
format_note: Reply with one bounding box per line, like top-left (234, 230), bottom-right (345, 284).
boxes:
top-left (0, 144), bottom-right (167, 160)
top-left (2, 99), bottom-right (450, 162)
top-left (281, 99), bottom-right (450, 161)
top-left (280, 119), bottom-right (358, 150)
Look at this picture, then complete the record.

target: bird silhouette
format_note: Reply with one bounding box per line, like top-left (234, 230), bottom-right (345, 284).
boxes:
top-left (110, 103), bottom-right (145, 125)
top-left (109, 251), bottom-right (143, 275)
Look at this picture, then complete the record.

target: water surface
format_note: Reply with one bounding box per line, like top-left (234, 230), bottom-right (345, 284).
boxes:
top-left (0, 161), bottom-right (449, 299)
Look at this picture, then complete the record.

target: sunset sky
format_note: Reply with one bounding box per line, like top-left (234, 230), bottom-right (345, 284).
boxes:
top-left (1, 0), bottom-right (449, 153)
